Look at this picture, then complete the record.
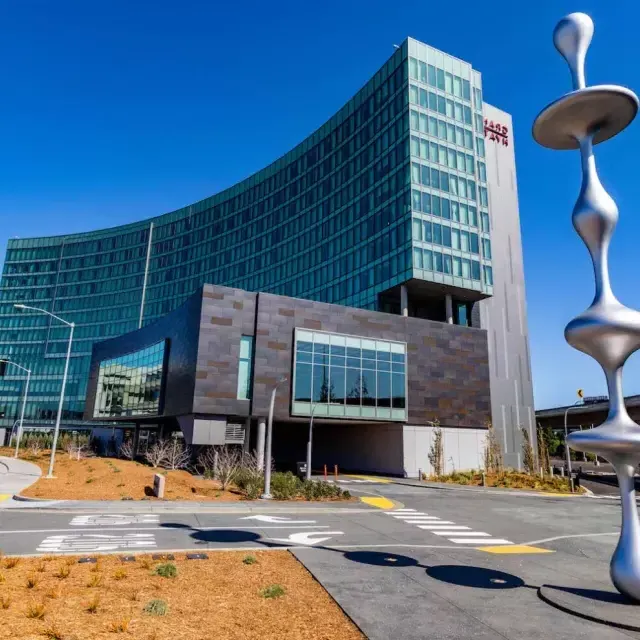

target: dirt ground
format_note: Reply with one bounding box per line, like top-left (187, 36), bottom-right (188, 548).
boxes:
top-left (0, 449), bottom-right (242, 501)
top-left (0, 551), bottom-right (364, 640)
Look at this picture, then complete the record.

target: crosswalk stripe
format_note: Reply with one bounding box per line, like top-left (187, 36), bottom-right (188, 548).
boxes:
top-left (394, 509), bottom-right (416, 512)
top-left (431, 531), bottom-right (490, 537)
top-left (449, 538), bottom-right (513, 545)
top-left (392, 513), bottom-right (428, 518)
top-left (396, 517), bottom-right (441, 521)
top-left (415, 523), bottom-right (461, 528)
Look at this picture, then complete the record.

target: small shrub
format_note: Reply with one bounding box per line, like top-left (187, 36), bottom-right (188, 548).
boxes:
top-left (260, 584), bottom-right (285, 599)
top-left (140, 557), bottom-right (153, 570)
top-left (270, 471), bottom-right (302, 499)
top-left (128, 589), bottom-right (141, 602)
top-left (55, 565), bottom-right (70, 579)
top-left (154, 562), bottom-right (177, 578)
top-left (86, 595), bottom-right (100, 613)
top-left (143, 599), bottom-right (168, 616)
top-left (1, 596), bottom-right (10, 609)
top-left (243, 555), bottom-right (257, 565)
top-left (26, 574), bottom-right (40, 589)
top-left (0, 572), bottom-right (5, 583)
top-left (42, 621), bottom-right (64, 639)
top-left (36, 561), bottom-right (47, 573)
top-left (5, 557), bottom-right (20, 569)
top-left (26, 601), bottom-right (46, 619)
top-left (65, 557), bottom-right (76, 566)
top-left (87, 573), bottom-right (103, 587)
top-left (45, 587), bottom-right (60, 599)
top-left (244, 478), bottom-right (262, 500)
top-left (86, 478), bottom-right (94, 484)
top-left (108, 618), bottom-right (130, 633)
top-left (113, 568), bottom-right (127, 580)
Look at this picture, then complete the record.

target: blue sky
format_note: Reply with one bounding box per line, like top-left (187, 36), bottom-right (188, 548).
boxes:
top-left (1, 0), bottom-right (639, 409)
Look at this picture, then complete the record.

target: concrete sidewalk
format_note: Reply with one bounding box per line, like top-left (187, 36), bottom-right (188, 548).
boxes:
top-left (0, 456), bottom-right (42, 501)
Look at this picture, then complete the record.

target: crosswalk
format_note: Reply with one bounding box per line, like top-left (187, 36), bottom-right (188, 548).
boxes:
top-left (384, 508), bottom-right (513, 546)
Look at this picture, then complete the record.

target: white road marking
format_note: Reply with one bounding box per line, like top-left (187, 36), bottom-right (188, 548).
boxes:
top-left (270, 531), bottom-right (344, 546)
top-left (0, 525), bottom-right (330, 536)
top-left (393, 516), bottom-right (441, 521)
top-left (391, 512), bottom-right (428, 518)
top-left (239, 515), bottom-right (317, 524)
top-left (392, 509), bottom-right (417, 512)
top-left (37, 533), bottom-right (156, 553)
top-left (523, 532), bottom-right (617, 546)
top-left (414, 522), bottom-right (459, 528)
top-left (70, 514), bottom-right (159, 527)
top-left (431, 531), bottom-right (491, 537)
top-left (448, 538), bottom-right (513, 545)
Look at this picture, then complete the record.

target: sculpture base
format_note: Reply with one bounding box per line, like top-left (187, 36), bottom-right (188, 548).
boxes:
top-left (539, 584), bottom-right (640, 631)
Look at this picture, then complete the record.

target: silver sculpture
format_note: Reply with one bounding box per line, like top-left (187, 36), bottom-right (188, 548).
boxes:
top-left (534, 13), bottom-right (640, 601)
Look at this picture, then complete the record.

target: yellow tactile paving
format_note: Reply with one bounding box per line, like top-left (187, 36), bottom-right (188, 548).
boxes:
top-left (360, 496), bottom-right (396, 509)
top-left (477, 544), bottom-right (554, 554)
top-left (346, 475), bottom-right (392, 483)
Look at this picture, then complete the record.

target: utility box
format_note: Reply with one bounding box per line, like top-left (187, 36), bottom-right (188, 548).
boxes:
top-left (153, 473), bottom-right (165, 499)
top-left (296, 461), bottom-right (307, 479)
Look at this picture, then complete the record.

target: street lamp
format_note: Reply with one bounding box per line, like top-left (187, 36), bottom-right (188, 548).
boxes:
top-left (261, 376), bottom-right (287, 500)
top-left (306, 403), bottom-right (317, 482)
top-left (563, 400), bottom-right (583, 477)
top-left (14, 304), bottom-right (75, 478)
top-left (0, 359), bottom-right (31, 458)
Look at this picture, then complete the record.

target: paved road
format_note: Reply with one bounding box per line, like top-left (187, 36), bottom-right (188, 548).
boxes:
top-left (0, 475), bottom-right (636, 639)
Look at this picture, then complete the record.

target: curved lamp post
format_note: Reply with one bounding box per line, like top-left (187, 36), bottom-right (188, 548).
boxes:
top-left (261, 376), bottom-right (287, 500)
top-left (0, 359), bottom-right (31, 458)
top-left (14, 304), bottom-right (75, 478)
top-left (533, 13), bottom-right (640, 601)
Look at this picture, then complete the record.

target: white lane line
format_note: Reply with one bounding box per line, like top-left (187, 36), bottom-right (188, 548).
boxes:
top-left (391, 513), bottom-right (428, 518)
top-left (431, 531), bottom-right (491, 537)
top-left (415, 522), bottom-right (460, 528)
top-left (396, 518), bottom-right (442, 523)
top-left (449, 538), bottom-right (513, 545)
top-left (0, 525), bottom-right (331, 535)
top-left (394, 516), bottom-right (440, 520)
top-left (393, 509), bottom-right (417, 512)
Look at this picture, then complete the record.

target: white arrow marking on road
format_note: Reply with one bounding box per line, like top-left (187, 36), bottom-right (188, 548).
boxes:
top-left (239, 515), bottom-right (317, 524)
top-left (70, 514), bottom-right (159, 527)
top-left (270, 531), bottom-right (344, 546)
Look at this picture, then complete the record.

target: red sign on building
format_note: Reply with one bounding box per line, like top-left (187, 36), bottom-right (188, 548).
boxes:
top-left (484, 119), bottom-right (509, 146)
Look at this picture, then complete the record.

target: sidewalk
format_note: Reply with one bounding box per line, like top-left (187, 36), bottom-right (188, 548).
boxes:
top-left (0, 456), bottom-right (42, 500)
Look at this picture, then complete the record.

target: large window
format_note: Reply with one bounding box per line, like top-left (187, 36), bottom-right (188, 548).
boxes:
top-left (93, 341), bottom-right (165, 418)
top-left (236, 336), bottom-right (253, 400)
top-left (292, 329), bottom-right (407, 421)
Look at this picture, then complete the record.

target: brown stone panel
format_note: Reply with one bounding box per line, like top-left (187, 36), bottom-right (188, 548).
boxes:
top-left (210, 317), bottom-right (233, 326)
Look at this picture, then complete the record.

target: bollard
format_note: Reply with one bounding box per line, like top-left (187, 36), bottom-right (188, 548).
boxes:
top-left (324, 464), bottom-right (327, 481)
top-left (334, 464), bottom-right (338, 480)
top-left (418, 468), bottom-right (422, 481)
top-left (481, 472), bottom-right (486, 487)
top-left (549, 464), bottom-right (553, 477)
top-left (540, 466), bottom-right (544, 478)
top-left (560, 466), bottom-right (565, 477)
top-left (570, 477), bottom-right (575, 493)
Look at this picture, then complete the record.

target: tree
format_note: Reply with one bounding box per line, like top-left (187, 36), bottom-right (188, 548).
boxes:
top-left (145, 439), bottom-right (171, 468)
top-left (483, 422), bottom-right (503, 473)
top-left (119, 439), bottom-right (134, 460)
top-left (428, 421), bottom-right (444, 476)
top-left (537, 423), bottom-right (550, 473)
top-left (520, 426), bottom-right (536, 474)
top-left (163, 437), bottom-right (191, 470)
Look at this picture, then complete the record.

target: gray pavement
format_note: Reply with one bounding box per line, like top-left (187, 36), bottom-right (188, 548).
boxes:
top-left (0, 472), bottom-right (637, 638)
top-left (0, 455), bottom-right (41, 499)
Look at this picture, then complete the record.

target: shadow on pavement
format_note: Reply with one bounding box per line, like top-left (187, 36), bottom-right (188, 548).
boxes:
top-left (343, 551), bottom-right (420, 568)
top-left (426, 565), bottom-right (525, 589)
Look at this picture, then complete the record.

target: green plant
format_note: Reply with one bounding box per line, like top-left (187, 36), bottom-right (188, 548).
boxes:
top-left (270, 471), bottom-right (302, 499)
top-left (260, 584), bottom-right (285, 599)
top-left (87, 573), bottom-right (103, 587)
top-left (242, 555), bottom-right (257, 565)
top-left (108, 618), bottom-right (130, 633)
top-left (428, 421), bottom-right (444, 476)
top-left (86, 595), bottom-right (100, 613)
top-left (154, 562), bottom-right (177, 578)
top-left (301, 479), bottom-right (349, 501)
top-left (55, 565), bottom-right (70, 579)
top-left (86, 477), bottom-right (94, 484)
top-left (143, 599), bottom-right (168, 616)
top-left (113, 568), bottom-right (127, 580)
top-left (26, 574), bottom-right (39, 589)
top-left (483, 422), bottom-right (504, 473)
top-left (26, 601), bottom-right (46, 619)
top-left (43, 621), bottom-right (65, 639)
top-left (521, 426), bottom-right (537, 474)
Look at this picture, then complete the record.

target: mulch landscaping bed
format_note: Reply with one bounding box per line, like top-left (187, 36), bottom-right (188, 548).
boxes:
top-left (428, 470), bottom-right (583, 493)
top-left (0, 449), bottom-right (242, 502)
top-left (0, 551), bottom-right (364, 640)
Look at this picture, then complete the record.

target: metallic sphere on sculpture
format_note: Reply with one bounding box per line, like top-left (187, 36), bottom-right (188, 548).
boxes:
top-left (533, 13), bottom-right (640, 601)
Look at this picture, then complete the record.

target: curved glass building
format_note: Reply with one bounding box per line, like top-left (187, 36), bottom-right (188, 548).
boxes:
top-left (0, 37), bottom-right (531, 468)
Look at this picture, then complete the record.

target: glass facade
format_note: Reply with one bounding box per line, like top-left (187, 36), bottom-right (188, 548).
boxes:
top-left (406, 39), bottom-right (492, 295)
top-left (93, 341), bottom-right (165, 418)
top-left (292, 329), bottom-right (407, 421)
top-left (0, 37), bottom-right (490, 429)
top-left (236, 336), bottom-right (253, 400)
